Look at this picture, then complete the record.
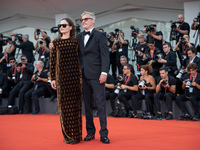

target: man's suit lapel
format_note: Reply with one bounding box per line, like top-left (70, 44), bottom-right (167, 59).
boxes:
top-left (85, 28), bottom-right (96, 48)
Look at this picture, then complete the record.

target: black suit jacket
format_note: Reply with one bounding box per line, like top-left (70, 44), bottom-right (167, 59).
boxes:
top-left (77, 28), bottom-right (110, 80)
top-left (185, 56), bottom-right (200, 73)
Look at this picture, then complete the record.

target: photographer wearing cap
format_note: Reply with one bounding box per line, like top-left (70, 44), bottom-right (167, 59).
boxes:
top-left (7, 55), bottom-right (34, 114)
top-left (34, 39), bottom-right (50, 70)
top-left (24, 61), bottom-right (48, 114)
top-left (132, 65), bottom-right (156, 118)
top-left (12, 34), bottom-right (35, 63)
top-left (110, 64), bottom-right (138, 116)
top-left (176, 63), bottom-right (200, 121)
top-left (135, 33), bottom-right (149, 73)
top-left (108, 32), bottom-right (118, 79)
top-left (173, 14), bottom-right (190, 44)
top-left (157, 42), bottom-right (177, 77)
top-left (143, 40), bottom-right (162, 78)
top-left (144, 24), bottom-right (163, 54)
top-left (34, 29), bottom-right (51, 48)
top-left (154, 67), bottom-right (176, 120)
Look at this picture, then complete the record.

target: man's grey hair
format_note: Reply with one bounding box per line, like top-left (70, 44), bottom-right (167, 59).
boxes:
top-left (36, 60), bottom-right (44, 67)
top-left (120, 55), bottom-right (127, 60)
top-left (23, 34), bottom-right (29, 40)
top-left (81, 11), bottom-right (96, 19)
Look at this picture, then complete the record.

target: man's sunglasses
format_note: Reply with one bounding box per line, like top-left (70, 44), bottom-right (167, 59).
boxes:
top-left (58, 24), bottom-right (69, 28)
top-left (80, 18), bottom-right (93, 22)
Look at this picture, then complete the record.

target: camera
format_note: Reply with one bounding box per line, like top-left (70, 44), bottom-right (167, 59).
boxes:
top-left (106, 33), bottom-right (112, 40)
top-left (39, 41), bottom-right (43, 44)
top-left (114, 83), bottom-right (121, 94)
top-left (141, 54), bottom-right (151, 63)
top-left (36, 29), bottom-right (40, 35)
top-left (195, 12), bottom-right (200, 30)
top-left (184, 79), bottom-right (191, 89)
top-left (114, 28), bottom-right (122, 39)
top-left (17, 63), bottom-right (22, 67)
top-left (139, 79), bottom-right (146, 88)
top-left (161, 80), bottom-right (168, 87)
top-left (51, 27), bottom-right (59, 33)
top-left (176, 66), bottom-right (185, 79)
top-left (169, 21), bottom-right (181, 41)
top-left (13, 34), bottom-right (23, 43)
top-left (155, 50), bottom-right (163, 60)
top-left (144, 25), bottom-right (155, 32)
top-left (130, 26), bottom-right (139, 37)
top-left (75, 24), bottom-right (81, 34)
top-left (33, 75), bottom-right (39, 82)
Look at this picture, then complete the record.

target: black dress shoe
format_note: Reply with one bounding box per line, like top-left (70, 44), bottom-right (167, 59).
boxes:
top-left (100, 136), bottom-right (110, 144)
top-left (84, 134), bottom-right (95, 141)
top-left (32, 111), bottom-right (40, 115)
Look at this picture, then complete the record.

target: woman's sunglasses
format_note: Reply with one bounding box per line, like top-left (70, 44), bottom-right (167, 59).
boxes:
top-left (58, 24), bottom-right (69, 28)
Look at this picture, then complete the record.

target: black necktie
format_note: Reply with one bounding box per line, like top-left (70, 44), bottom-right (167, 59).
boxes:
top-left (83, 31), bottom-right (90, 36)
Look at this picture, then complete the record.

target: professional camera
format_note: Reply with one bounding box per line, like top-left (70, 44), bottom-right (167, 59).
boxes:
top-left (169, 20), bottom-right (181, 41)
top-left (33, 75), bottom-right (39, 82)
top-left (114, 83), bottom-right (121, 94)
top-left (176, 66), bottom-right (185, 79)
top-left (161, 80), bottom-right (168, 87)
top-left (51, 27), bottom-right (59, 33)
top-left (130, 26), bottom-right (139, 37)
top-left (13, 34), bottom-right (23, 43)
top-left (39, 41), bottom-right (43, 44)
top-left (114, 28), bottom-right (122, 39)
top-left (139, 79), bottom-right (146, 88)
top-left (17, 63), bottom-right (22, 67)
top-left (144, 25), bottom-right (155, 32)
top-left (0, 36), bottom-right (12, 46)
top-left (155, 50), bottom-right (163, 60)
top-left (36, 29), bottom-right (40, 35)
top-left (195, 12), bottom-right (200, 30)
top-left (106, 33), bottom-right (112, 40)
top-left (184, 79), bottom-right (191, 89)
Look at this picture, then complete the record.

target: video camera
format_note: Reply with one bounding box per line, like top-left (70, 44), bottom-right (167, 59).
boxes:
top-left (114, 28), bottom-right (122, 39)
top-left (169, 20), bottom-right (181, 41)
top-left (13, 34), bottom-right (23, 43)
top-left (144, 25), bottom-right (155, 32)
top-left (130, 26), bottom-right (139, 37)
top-left (195, 12), bottom-right (200, 30)
top-left (0, 36), bottom-right (12, 46)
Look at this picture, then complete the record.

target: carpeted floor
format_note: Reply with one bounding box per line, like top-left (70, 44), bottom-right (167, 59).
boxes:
top-left (0, 115), bottom-right (200, 150)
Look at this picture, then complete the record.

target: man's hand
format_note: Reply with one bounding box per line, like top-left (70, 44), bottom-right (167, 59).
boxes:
top-left (114, 38), bottom-right (118, 44)
top-left (16, 66), bottom-right (21, 72)
top-left (36, 77), bottom-right (41, 82)
top-left (157, 58), bottom-right (167, 64)
top-left (191, 82), bottom-right (197, 87)
top-left (121, 84), bottom-right (127, 90)
top-left (99, 74), bottom-right (107, 84)
top-left (22, 64), bottom-right (26, 69)
top-left (51, 80), bottom-right (57, 90)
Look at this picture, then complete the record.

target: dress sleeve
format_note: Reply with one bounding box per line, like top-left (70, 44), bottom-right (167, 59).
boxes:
top-left (50, 40), bottom-right (57, 81)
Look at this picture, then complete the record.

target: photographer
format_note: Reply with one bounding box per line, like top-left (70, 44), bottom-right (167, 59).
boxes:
top-left (0, 45), bottom-right (12, 74)
top-left (157, 42), bottom-right (177, 77)
top-left (144, 24), bottom-right (163, 54)
top-left (110, 64), bottom-right (138, 116)
top-left (7, 57), bottom-right (17, 92)
top-left (24, 61), bottom-right (48, 114)
top-left (108, 32), bottom-right (118, 79)
top-left (0, 33), bottom-right (4, 53)
top-left (135, 33), bottom-right (149, 72)
top-left (154, 67), bottom-right (176, 120)
top-left (0, 71), bottom-right (8, 105)
top-left (34, 39), bottom-right (50, 70)
top-left (34, 29), bottom-right (51, 48)
top-left (143, 40), bottom-right (162, 78)
top-left (174, 14), bottom-right (190, 44)
top-left (132, 65), bottom-right (156, 118)
top-left (7, 55), bottom-right (34, 114)
top-left (12, 34), bottom-right (35, 63)
top-left (176, 63), bottom-right (200, 121)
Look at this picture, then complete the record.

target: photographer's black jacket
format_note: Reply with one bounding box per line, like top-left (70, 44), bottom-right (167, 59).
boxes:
top-left (12, 40), bottom-right (35, 63)
top-left (136, 42), bottom-right (148, 66)
top-left (185, 56), bottom-right (200, 73)
top-left (176, 22), bottom-right (190, 43)
top-left (164, 51), bottom-right (177, 75)
top-left (122, 73), bottom-right (138, 94)
top-left (33, 69), bottom-right (48, 87)
top-left (0, 72), bottom-right (8, 94)
top-left (15, 63), bottom-right (34, 82)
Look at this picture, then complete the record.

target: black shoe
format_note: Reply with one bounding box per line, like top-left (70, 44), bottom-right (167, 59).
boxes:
top-left (100, 136), bottom-right (110, 144)
top-left (193, 115), bottom-right (200, 121)
top-left (154, 113), bottom-right (163, 120)
top-left (166, 113), bottom-right (173, 120)
top-left (128, 111), bottom-right (135, 118)
top-left (70, 140), bottom-right (80, 144)
top-left (32, 111), bottom-right (40, 115)
top-left (84, 134), bottom-right (95, 141)
top-left (178, 113), bottom-right (191, 120)
top-left (143, 112), bottom-right (154, 119)
top-left (49, 95), bottom-right (56, 101)
top-left (24, 111), bottom-right (31, 114)
top-left (19, 110), bottom-right (23, 114)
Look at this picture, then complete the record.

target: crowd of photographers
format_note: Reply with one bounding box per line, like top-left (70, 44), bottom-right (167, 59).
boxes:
top-left (0, 29), bottom-right (56, 114)
top-left (103, 13), bottom-right (200, 121)
top-left (0, 13), bottom-right (200, 120)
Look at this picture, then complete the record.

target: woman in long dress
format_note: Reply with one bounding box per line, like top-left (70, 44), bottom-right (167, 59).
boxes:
top-left (50, 18), bottom-right (82, 144)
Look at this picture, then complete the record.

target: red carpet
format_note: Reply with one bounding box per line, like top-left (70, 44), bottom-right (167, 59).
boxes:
top-left (0, 115), bottom-right (200, 150)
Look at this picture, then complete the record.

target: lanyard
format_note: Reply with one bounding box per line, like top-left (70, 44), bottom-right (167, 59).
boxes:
top-left (184, 45), bottom-right (188, 55)
top-left (4, 53), bottom-right (8, 63)
top-left (150, 47), bottom-right (155, 59)
top-left (12, 65), bottom-right (17, 75)
top-left (21, 68), bottom-right (24, 74)
top-left (190, 72), bottom-right (197, 82)
top-left (41, 49), bottom-right (46, 56)
top-left (178, 22), bottom-right (184, 29)
top-left (124, 74), bottom-right (131, 85)
top-left (164, 76), bottom-right (169, 92)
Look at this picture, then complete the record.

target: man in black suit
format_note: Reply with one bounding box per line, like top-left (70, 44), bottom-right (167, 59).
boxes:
top-left (77, 11), bottom-right (110, 144)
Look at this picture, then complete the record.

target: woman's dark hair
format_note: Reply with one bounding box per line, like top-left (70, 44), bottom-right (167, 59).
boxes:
top-left (187, 63), bottom-right (198, 71)
top-left (140, 65), bottom-right (153, 74)
top-left (58, 18), bottom-right (76, 39)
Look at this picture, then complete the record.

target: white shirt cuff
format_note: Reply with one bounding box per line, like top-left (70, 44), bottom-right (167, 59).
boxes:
top-left (101, 72), bottom-right (107, 76)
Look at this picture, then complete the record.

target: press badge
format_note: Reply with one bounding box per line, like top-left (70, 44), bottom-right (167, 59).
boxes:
top-left (119, 48), bottom-right (122, 52)
top-left (124, 88), bottom-right (127, 92)
top-left (41, 55), bottom-right (45, 59)
top-left (7, 64), bottom-right (11, 67)
top-left (12, 77), bottom-right (15, 80)
top-left (189, 87), bottom-right (193, 93)
top-left (20, 74), bottom-right (23, 78)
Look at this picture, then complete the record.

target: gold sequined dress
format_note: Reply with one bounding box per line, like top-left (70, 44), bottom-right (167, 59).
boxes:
top-left (50, 38), bottom-right (82, 143)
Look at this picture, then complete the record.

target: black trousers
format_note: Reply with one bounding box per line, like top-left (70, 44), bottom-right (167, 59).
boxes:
top-left (83, 74), bottom-right (108, 137)
top-left (132, 91), bottom-right (154, 114)
top-left (176, 94), bottom-right (200, 115)
top-left (154, 92), bottom-right (176, 112)
top-left (24, 86), bottom-right (48, 113)
top-left (46, 83), bottom-right (57, 97)
top-left (110, 59), bottom-right (116, 78)
top-left (7, 81), bottom-right (33, 111)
